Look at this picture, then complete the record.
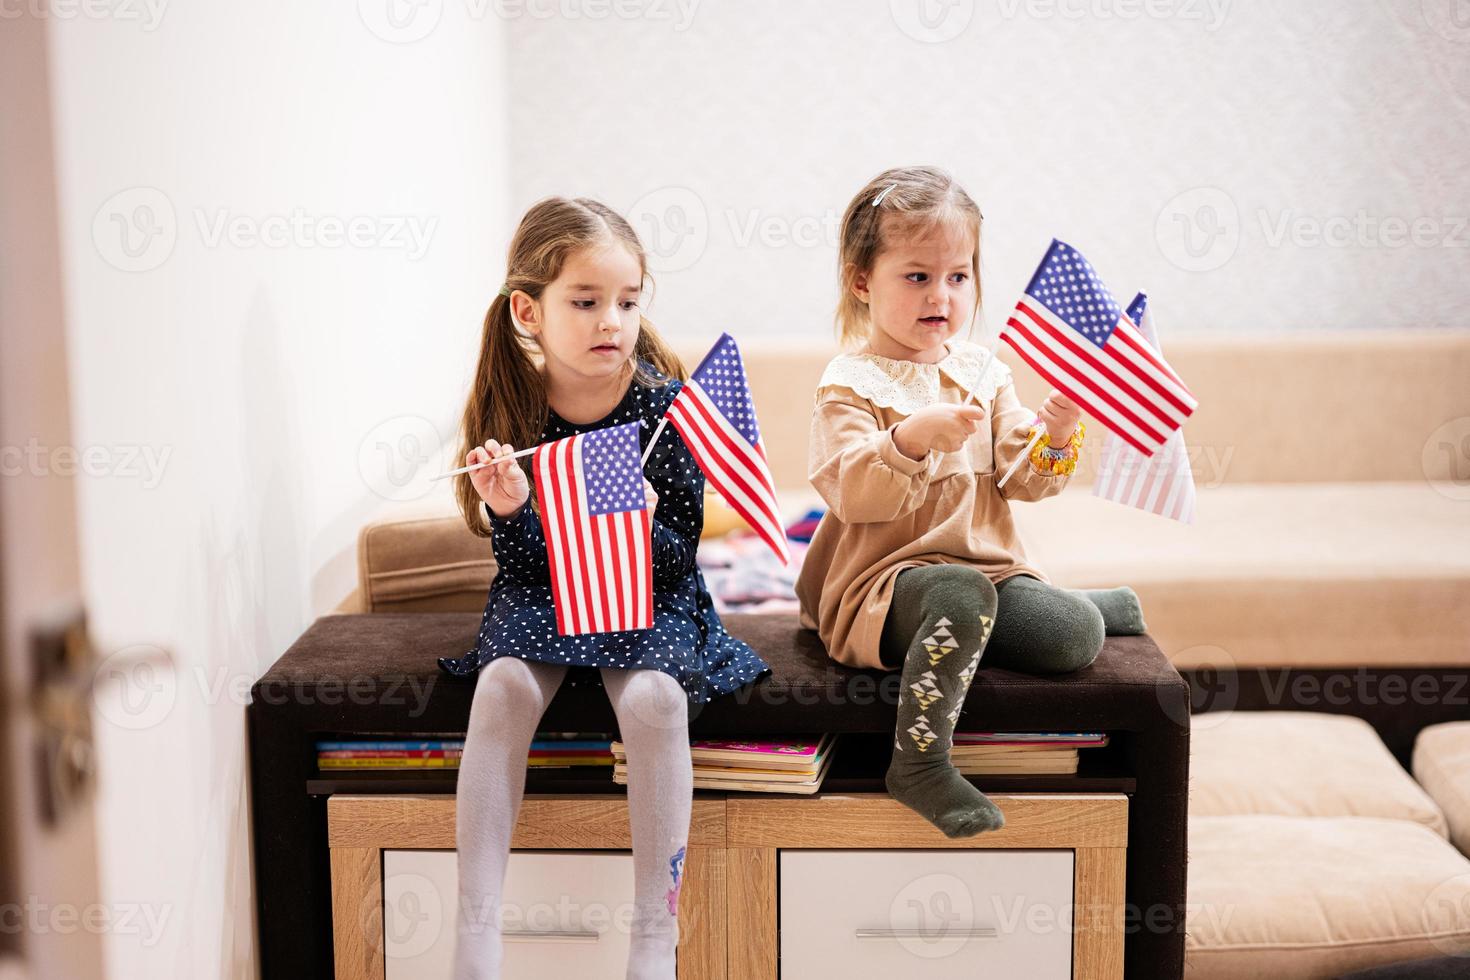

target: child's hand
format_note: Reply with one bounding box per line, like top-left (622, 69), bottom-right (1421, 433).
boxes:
top-left (643, 478), bottom-right (659, 513)
top-left (892, 403), bottom-right (988, 459)
top-left (469, 439), bottom-right (530, 518)
top-left (1038, 390), bottom-right (1081, 447)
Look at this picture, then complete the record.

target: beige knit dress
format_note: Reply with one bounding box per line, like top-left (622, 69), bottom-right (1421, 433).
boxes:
top-left (794, 338), bottom-right (1075, 671)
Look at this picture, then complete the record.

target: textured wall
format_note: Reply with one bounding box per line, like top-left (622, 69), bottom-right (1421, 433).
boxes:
top-left (505, 0), bottom-right (1470, 341)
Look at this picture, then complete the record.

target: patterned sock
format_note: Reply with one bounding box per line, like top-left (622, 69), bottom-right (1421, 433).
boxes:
top-left (883, 568), bottom-right (1005, 839)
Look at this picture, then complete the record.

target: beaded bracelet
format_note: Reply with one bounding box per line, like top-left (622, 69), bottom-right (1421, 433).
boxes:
top-left (1027, 419), bottom-right (1086, 477)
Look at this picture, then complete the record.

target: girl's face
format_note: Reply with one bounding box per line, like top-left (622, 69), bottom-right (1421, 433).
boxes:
top-left (852, 220), bottom-right (977, 363)
top-left (514, 238), bottom-right (644, 383)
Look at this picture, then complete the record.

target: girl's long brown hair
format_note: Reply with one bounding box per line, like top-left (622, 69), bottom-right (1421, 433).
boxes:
top-left (455, 196), bottom-right (686, 537)
top-left (834, 166), bottom-right (984, 349)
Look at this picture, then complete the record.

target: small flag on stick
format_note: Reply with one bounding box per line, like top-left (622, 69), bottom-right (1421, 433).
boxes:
top-left (661, 333), bottom-right (791, 565)
top-left (533, 420), bottom-right (653, 636)
top-left (1000, 239), bottom-right (1198, 457)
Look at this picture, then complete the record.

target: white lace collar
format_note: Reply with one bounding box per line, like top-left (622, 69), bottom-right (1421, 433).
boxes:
top-left (816, 339), bottom-right (1011, 415)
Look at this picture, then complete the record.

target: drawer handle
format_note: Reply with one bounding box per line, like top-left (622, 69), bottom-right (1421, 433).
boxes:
top-left (855, 927), bottom-right (998, 941)
top-left (503, 929), bottom-right (601, 944)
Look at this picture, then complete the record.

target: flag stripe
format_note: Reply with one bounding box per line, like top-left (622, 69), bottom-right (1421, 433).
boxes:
top-left (666, 402), bottom-right (782, 543)
top-left (1090, 297), bottom-right (1198, 524)
top-left (1001, 323), bottom-right (1159, 455)
top-left (676, 381), bottom-right (781, 503)
top-left (1115, 315), bottom-right (1190, 390)
top-left (592, 513), bottom-right (617, 632)
top-left (636, 508), bottom-right (653, 622)
top-left (1015, 299), bottom-right (1186, 433)
top-left (1006, 311), bottom-right (1167, 449)
top-left (558, 434), bottom-right (588, 628)
top-left (667, 390), bottom-right (789, 560)
top-left (536, 443), bottom-right (573, 635)
top-left (1111, 319), bottom-right (1196, 414)
top-left (613, 509), bottom-right (631, 631)
top-left (568, 436), bottom-right (607, 635)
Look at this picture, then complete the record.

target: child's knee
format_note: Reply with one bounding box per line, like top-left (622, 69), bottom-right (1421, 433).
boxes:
top-left (919, 563), bottom-right (999, 620)
top-left (1044, 599), bottom-right (1104, 673)
top-left (475, 656), bottom-right (538, 706)
top-left (615, 667), bottom-right (689, 734)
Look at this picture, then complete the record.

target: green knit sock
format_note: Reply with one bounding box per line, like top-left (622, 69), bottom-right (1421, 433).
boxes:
top-left (882, 566), bottom-right (1006, 839)
top-left (1069, 586), bottom-right (1147, 635)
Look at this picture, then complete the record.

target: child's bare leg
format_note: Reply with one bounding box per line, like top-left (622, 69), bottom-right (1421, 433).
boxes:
top-left (453, 656), bottom-right (568, 980)
top-left (881, 563), bottom-right (1005, 838)
top-left (600, 665), bottom-right (693, 980)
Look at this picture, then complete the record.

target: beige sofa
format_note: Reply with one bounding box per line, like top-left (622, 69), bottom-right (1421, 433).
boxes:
top-left (344, 329), bottom-right (1470, 674)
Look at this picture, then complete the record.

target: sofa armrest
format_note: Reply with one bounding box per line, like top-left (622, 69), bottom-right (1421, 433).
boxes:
top-left (356, 513), bottom-right (496, 613)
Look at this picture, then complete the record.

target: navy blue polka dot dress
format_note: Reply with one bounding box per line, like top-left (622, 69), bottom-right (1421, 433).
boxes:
top-left (437, 361), bottom-right (774, 705)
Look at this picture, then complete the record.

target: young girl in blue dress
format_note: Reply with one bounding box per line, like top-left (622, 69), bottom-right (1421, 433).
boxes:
top-left (439, 196), bottom-right (771, 979)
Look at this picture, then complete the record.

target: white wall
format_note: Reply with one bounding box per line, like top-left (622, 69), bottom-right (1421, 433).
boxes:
top-left (505, 0), bottom-right (1470, 344)
top-left (46, 3), bottom-right (511, 977)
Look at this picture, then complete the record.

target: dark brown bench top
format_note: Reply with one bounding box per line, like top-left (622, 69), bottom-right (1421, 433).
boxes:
top-left (251, 611), bottom-right (1189, 737)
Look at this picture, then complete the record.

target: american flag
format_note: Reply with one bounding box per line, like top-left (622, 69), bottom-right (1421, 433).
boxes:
top-left (1091, 293), bottom-right (1198, 523)
top-left (665, 333), bottom-right (791, 565)
top-left (1001, 239), bottom-right (1197, 456)
top-left (533, 420), bottom-right (652, 636)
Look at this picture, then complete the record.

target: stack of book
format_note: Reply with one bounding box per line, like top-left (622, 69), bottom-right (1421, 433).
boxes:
top-left (949, 731), bottom-right (1109, 775)
top-left (611, 734), bottom-right (837, 794)
top-left (316, 739), bottom-right (462, 770)
top-left (314, 732), bottom-right (615, 771)
top-left (526, 732), bottom-right (615, 768)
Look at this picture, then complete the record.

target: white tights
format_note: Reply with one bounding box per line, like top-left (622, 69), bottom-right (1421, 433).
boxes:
top-left (452, 655), bottom-right (694, 980)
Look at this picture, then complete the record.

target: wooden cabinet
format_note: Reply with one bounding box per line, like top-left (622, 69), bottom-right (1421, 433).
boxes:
top-left (327, 791), bottom-right (1126, 979)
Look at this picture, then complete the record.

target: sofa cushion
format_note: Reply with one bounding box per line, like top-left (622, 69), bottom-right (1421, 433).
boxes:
top-left (1188, 711), bottom-right (1446, 836)
top-left (1414, 722), bottom-right (1470, 856)
top-left (1013, 482), bottom-right (1470, 670)
top-left (1186, 815), bottom-right (1470, 979)
top-left (351, 480), bottom-right (1470, 671)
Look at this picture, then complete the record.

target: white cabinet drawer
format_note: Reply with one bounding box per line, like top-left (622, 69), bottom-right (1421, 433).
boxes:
top-left (382, 849), bottom-right (634, 980)
top-left (779, 848), bottom-right (1074, 979)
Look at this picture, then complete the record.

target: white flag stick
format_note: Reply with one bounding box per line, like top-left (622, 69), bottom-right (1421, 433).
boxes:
top-left (996, 428), bottom-right (1045, 489)
top-left (959, 344), bottom-right (995, 407)
top-left (640, 416), bottom-right (668, 466)
top-left (430, 445), bottom-right (536, 482)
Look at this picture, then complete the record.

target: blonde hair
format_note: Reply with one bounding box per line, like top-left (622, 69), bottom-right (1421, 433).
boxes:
top-left (834, 166), bottom-right (984, 349)
top-left (454, 196), bottom-right (686, 537)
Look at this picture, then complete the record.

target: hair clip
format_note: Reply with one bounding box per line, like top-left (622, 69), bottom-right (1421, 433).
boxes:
top-left (872, 182), bottom-right (898, 207)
